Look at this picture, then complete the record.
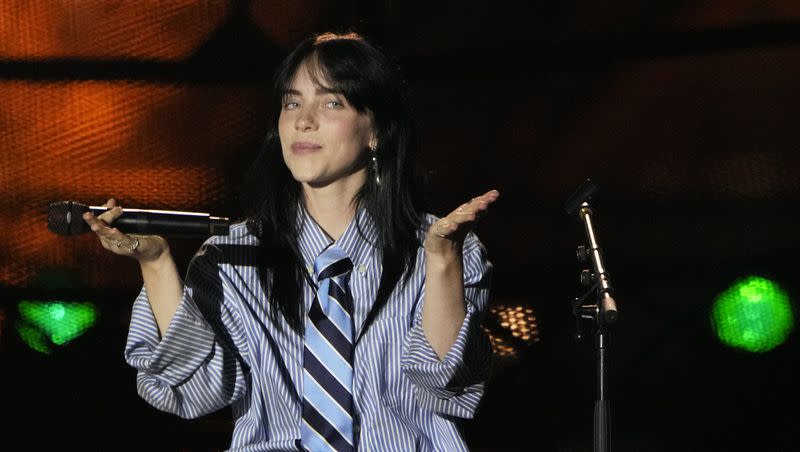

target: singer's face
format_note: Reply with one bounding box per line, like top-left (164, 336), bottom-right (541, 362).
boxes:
top-left (278, 62), bottom-right (374, 190)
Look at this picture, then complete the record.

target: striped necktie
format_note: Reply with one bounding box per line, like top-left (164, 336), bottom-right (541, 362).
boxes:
top-left (301, 243), bottom-right (356, 452)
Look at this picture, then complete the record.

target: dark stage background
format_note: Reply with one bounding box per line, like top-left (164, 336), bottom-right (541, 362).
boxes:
top-left (1, 1), bottom-right (798, 451)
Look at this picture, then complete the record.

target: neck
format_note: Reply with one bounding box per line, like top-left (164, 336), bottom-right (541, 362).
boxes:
top-left (302, 171), bottom-right (365, 240)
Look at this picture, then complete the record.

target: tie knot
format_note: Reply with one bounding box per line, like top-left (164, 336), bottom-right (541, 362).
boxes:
top-left (314, 243), bottom-right (353, 282)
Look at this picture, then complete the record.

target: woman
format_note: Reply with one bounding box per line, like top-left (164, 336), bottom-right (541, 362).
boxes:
top-left (85, 31), bottom-right (499, 451)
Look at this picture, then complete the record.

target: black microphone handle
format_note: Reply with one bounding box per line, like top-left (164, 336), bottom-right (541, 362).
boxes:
top-left (88, 206), bottom-right (230, 236)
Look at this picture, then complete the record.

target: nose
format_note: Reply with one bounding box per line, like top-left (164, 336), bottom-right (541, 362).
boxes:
top-left (295, 107), bottom-right (318, 131)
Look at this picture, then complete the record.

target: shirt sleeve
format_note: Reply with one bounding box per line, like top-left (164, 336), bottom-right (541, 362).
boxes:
top-left (124, 243), bottom-right (250, 419)
top-left (400, 232), bottom-right (494, 419)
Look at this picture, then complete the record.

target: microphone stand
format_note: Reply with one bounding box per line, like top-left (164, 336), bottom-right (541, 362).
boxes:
top-left (565, 179), bottom-right (619, 452)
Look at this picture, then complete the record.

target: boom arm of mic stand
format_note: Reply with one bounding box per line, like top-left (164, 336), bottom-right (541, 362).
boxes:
top-left (579, 203), bottom-right (618, 325)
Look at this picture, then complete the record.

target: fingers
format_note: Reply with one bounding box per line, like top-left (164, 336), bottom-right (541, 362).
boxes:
top-left (453, 189), bottom-right (500, 221)
top-left (431, 189), bottom-right (500, 239)
top-left (86, 217), bottom-right (124, 250)
top-left (82, 198), bottom-right (123, 227)
top-left (83, 207), bottom-right (120, 233)
top-left (98, 198), bottom-right (123, 224)
top-left (463, 190), bottom-right (500, 209)
top-left (82, 198), bottom-right (139, 255)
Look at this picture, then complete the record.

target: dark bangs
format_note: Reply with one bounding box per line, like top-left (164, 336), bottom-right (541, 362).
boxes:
top-left (271, 33), bottom-right (404, 126)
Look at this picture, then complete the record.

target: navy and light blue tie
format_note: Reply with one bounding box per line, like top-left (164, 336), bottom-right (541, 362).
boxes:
top-left (302, 243), bottom-right (356, 452)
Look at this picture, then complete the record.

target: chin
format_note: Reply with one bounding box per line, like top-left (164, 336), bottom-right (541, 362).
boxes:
top-left (285, 164), bottom-right (318, 183)
top-left (291, 173), bottom-right (329, 187)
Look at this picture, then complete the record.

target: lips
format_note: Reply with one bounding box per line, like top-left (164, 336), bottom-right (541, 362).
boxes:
top-left (291, 141), bottom-right (322, 154)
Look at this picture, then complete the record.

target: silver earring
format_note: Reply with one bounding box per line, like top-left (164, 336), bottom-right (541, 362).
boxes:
top-left (370, 144), bottom-right (381, 185)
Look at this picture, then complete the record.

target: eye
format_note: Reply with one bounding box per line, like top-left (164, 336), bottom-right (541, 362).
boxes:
top-left (283, 101), bottom-right (299, 110)
top-left (324, 99), bottom-right (344, 109)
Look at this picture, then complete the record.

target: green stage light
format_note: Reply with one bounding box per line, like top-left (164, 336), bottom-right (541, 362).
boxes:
top-left (711, 276), bottom-right (794, 353)
top-left (16, 300), bottom-right (97, 354)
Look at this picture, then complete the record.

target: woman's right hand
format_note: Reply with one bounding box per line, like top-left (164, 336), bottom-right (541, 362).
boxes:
top-left (82, 198), bottom-right (169, 263)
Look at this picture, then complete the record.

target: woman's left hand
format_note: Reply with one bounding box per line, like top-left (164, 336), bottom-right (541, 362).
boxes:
top-left (424, 189), bottom-right (500, 257)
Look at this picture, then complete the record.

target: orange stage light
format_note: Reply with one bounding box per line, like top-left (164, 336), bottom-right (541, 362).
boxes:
top-left (0, 1), bottom-right (230, 59)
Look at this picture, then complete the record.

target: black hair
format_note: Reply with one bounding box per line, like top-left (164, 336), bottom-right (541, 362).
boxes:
top-left (243, 32), bottom-right (424, 333)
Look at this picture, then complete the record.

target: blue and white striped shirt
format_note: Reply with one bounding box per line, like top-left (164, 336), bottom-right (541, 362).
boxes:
top-left (125, 207), bottom-right (493, 451)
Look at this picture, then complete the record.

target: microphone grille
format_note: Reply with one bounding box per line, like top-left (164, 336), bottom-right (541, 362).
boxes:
top-left (47, 201), bottom-right (91, 235)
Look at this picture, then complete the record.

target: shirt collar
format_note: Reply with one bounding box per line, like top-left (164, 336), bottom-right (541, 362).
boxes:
top-left (296, 204), bottom-right (378, 272)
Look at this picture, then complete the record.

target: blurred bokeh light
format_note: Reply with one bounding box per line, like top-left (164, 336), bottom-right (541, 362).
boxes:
top-left (485, 304), bottom-right (539, 359)
top-left (710, 276), bottom-right (794, 353)
top-left (16, 300), bottom-right (97, 354)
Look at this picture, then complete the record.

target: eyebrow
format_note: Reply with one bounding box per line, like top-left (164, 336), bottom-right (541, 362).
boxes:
top-left (283, 87), bottom-right (342, 97)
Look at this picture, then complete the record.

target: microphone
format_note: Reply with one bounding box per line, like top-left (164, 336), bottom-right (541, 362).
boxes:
top-left (47, 201), bottom-right (231, 237)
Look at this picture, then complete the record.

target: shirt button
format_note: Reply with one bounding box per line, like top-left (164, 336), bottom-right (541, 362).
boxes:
top-left (358, 265), bottom-right (367, 274)
top-left (306, 265), bottom-right (313, 274)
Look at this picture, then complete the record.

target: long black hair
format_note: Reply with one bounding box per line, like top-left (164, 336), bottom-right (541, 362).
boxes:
top-left (243, 32), bottom-right (424, 333)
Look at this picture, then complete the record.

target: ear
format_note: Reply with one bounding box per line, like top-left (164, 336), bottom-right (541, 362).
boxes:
top-left (366, 111), bottom-right (378, 151)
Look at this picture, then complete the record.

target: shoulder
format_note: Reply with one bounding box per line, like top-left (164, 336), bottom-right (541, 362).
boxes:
top-left (192, 221), bottom-right (262, 266)
top-left (206, 221), bottom-right (257, 245)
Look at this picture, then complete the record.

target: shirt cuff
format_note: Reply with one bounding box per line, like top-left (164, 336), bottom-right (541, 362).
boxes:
top-left (401, 301), bottom-right (490, 418)
top-left (124, 285), bottom-right (218, 387)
